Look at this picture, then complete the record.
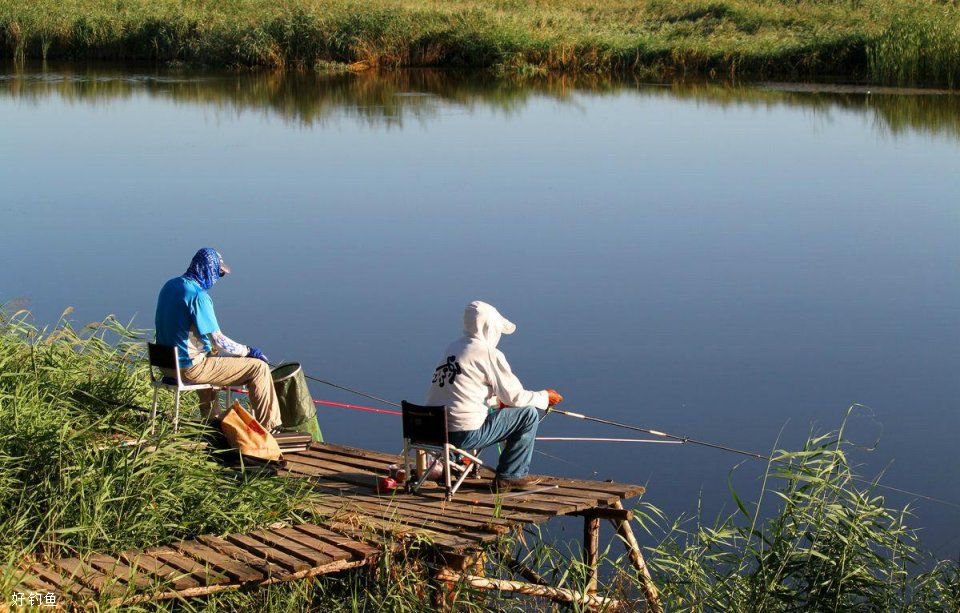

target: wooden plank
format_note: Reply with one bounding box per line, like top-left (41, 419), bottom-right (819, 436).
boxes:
top-left (225, 533), bottom-right (311, 574)
top-left (147, 547), bottom-right (230, 586)
top-left (118, 552), bottom-right (202, 591)
top-left (268, 526), bottom-right (353, 562)
top-left (573, 506), bottom-right (633, 521)
top-left (87, 553), bottom-right (156, 590)
top-left (195, 535), bottom-right (290, 579)
top-left (176, 540), bottom-right (266, 583)
top-left (29, 563), bottom-right (95, 599)
top-left (290, 523), bottom-right (381, 560)
top-left (13, 569), bottom-right (59, 593)
top-left (413, 488), bottom-right (584, 516)
top-left (51, 557), bottom-right (125, 597)
top-left (246, 530), bottom-right (335, 567)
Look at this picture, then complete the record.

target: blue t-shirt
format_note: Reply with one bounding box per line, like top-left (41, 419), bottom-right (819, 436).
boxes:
top-left (155, 276), bottom-right (220, 368)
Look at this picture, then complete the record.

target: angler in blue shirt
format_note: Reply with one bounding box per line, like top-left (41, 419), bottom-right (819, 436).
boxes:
top-left (155, 248), bottom-right (281, 430)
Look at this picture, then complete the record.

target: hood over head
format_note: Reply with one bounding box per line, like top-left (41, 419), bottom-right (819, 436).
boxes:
top-left (463, 301), bottom-right (516, 348)
top-left (184, 248), bottom-right (230, 291)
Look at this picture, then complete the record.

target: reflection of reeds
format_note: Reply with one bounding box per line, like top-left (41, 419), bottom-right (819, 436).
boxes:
top-left (2, 62), bottom-right (959, 140)
top-left (0, 0), bottom-right (959, 85)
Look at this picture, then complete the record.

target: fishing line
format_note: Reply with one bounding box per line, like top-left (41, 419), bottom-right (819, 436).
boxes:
top-left (297, 371), bottom-right (402, 408)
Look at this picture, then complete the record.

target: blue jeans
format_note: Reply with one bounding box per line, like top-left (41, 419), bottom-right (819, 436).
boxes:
top-left (448, 406), bottom-right (539, 480)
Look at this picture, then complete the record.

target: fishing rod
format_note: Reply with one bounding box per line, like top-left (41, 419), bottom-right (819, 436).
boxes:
top-left (537, 406), bottom-right (960, 509)
top-left (538, 406), bottom-right (770, 460)
top-left (536, 437), bottom-right (683, 444)
top-left (288, 369), bottom-right (960, 509)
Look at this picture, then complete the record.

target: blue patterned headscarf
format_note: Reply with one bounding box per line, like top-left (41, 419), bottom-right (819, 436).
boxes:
top-left (184, 248), bottom-right (227, 290)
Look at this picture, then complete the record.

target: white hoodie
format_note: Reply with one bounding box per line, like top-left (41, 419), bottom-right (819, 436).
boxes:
top-left (425, 301), bottom-right (549, 432)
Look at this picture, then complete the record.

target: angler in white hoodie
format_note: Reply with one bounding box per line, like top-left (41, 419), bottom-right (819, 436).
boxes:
top-left (425, 301), bottom-right (563, 489)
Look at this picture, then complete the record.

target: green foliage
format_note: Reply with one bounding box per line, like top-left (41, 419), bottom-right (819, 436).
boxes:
top-left (0, 310), bottom-right (318, 599)
top-left (869, 4), bottom-right (960, 87)
top-left (0, 0), bottom-right (959, 85)
top-left (643, 412), bottom-right (960, 611)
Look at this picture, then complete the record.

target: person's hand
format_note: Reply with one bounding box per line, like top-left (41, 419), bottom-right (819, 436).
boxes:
top-left (248, 346), bottom-right (269, 363)
top-left (547, 389), bottom-right (563, 406)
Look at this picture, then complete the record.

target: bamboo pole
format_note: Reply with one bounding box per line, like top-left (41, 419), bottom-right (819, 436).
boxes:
top-left (498, 552), bottom-right (549, 586)
top-left (435, 569), bottom-right (623, 610)
top-left (610, 500), bottom-right (662, 613)
top-left (583, 515), bottom-right (600, 595)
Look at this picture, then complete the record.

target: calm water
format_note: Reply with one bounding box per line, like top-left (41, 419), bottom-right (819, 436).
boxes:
top-left (2, 65), bottom-right (959, 557)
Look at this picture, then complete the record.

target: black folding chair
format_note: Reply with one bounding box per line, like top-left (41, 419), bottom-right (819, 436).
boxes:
top-left (401, 401), bottom-right (483, 501)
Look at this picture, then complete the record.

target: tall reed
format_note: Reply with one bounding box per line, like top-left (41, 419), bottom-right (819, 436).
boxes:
top-left (1, 0), bottom-right (959, 86)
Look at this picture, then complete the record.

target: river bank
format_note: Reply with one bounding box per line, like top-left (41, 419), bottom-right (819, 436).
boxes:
top-left (2, 0), bottom-right (959, 86)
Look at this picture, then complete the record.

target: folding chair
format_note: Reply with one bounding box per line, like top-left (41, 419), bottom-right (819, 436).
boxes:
top-left (401, 401), bottom-right (483, 501)
top-left (147, 343), bottom-right (230, 432)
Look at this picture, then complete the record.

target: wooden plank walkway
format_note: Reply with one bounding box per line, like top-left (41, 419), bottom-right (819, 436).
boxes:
top-left (10, 442), bottom-right (647, 608)
top-left (282, 442), bottom-right (646, 554)
top-left (10, 522), bottom-right (379, 606)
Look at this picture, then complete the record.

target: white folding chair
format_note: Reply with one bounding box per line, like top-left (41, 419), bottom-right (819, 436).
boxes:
top-left (401, 401), bottom-right (483, 501)
top-left (147, 343), bottom-right (227, 432)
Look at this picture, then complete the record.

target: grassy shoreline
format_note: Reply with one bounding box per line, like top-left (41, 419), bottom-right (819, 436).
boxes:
top-left (1, 0), bottom-right (959, 87)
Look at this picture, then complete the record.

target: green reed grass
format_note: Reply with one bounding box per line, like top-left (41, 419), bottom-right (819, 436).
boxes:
top-left (0, 309), bottom-right (320, 605)
top-left (1, 0), bottom-right (959, 86)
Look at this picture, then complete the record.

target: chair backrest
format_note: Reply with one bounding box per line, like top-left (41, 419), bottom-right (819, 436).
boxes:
top-left (401, 402), bottom-right (448, 447)
top-left (147, 343), bottom-right (181, 383)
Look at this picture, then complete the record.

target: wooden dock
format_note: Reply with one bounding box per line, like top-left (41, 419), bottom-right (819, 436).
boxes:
top-left (11, 442), bottom-right (659, 611)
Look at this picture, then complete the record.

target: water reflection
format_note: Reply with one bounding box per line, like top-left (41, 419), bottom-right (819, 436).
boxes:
top-left (3, 62), bottom-right (960, 139)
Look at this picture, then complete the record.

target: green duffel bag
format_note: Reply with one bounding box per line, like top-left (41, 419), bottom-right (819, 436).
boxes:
top-left (271, 362), bottom-right (323, 443)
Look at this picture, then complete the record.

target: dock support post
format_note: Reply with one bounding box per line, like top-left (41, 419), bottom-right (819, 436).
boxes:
top-left (583, 515), bottom-right (600, 595)
top-left (610, 500), bottom-right (662, 613)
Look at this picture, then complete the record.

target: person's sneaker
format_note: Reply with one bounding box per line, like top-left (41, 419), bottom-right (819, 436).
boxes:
top-left (492, 475), bottom-right (544, 492)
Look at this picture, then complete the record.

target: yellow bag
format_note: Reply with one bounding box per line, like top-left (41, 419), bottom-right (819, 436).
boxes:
top-left (220, 400), bottom-right (283, 462)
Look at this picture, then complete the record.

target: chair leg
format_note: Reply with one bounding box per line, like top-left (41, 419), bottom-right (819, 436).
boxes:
top-left (150, 387), bottom-right (159, 435)
top-left (444, 445), bottom-right (454, 501)
top-left (402, 441), bottom-right (411, 493)
top-left (173, 391), bottom-right (181, 433)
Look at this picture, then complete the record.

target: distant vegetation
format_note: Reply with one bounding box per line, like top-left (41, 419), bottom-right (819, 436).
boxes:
top-left (1, 308), bottom-right (958, 610)
top-left (1, 0), bottom-right (959, 86)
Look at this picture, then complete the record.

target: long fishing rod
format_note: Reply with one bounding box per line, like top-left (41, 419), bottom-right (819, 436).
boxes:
top-left (294, 370), bottom-right (960, 509)
top-left (538, 406), bottom-right (960, 509)
top-left (539, 407), bottom-right (770, 460)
